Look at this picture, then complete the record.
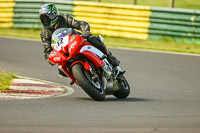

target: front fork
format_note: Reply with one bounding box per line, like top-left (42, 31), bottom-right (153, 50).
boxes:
top-left (101, 59), bottom-right (120, 92)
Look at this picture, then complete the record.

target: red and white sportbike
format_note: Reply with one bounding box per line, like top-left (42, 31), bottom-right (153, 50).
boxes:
top-left (49, 28), bottom-right (130, 101)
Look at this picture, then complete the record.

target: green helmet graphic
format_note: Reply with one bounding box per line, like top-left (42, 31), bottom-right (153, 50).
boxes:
top-left (39, 3), bottom-right (59, 28)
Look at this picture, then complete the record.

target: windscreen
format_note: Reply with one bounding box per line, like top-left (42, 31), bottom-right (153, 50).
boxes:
top-left (51, 28), bottom-right (72, 44)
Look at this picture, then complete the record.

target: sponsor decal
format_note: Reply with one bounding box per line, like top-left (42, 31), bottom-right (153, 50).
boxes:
top-left (69, 41), bottom-right (77, 51)
top-left (53, 57), bottom-right (61, 61)
top-left (47, 5), bottom-right (58, 13)
top-left (70, 36), bottom-right (75, 42)
top-left (51, 20), bottom-right (57, 26)
top-left (51, 52), bottom-right (57, 56)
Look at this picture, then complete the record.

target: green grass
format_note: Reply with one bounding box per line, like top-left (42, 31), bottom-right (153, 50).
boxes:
top-left (1, 28), bottom-right (200, 54)
top-left (0, 28), bottom-right (41, 39)
top-left (86, 0), bottom-right (200, 10)
top-left (105, 37), bottom-right (200, 54)
top-left (0, 71), bottom-right (16, 92)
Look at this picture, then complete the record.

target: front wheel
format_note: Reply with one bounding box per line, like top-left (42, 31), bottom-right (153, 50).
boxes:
top-left (114, 76), bottom-right (130, 99)
top-left (72, 63), bottom-right (105, 101)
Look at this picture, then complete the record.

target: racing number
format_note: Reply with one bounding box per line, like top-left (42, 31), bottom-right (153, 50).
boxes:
top-left (54, 36), bottom-right (69, 51)
top-left (57, 38), bottom-right (63, 46)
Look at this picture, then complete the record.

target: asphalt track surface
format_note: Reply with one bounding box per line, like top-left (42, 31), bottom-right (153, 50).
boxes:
top-left (0, 37), bottom-right (200, 133)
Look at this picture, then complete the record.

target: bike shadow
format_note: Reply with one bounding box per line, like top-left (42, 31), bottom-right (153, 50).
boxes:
top-left (79, 97), bottom-right (151, 102)
top-left (105, 97), bottom-right (151, 102)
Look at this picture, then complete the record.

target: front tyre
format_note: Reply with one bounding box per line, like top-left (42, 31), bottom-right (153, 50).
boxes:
top-left (114, 76), bottom-right (130, 99)
top-left (72, 63), bottom-right (105, 101)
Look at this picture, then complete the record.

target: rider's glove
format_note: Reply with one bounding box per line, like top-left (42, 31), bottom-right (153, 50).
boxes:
top-left (82, 30), bottom-right (92, 39)
top-left (79, 21), bottom-right (92, 38)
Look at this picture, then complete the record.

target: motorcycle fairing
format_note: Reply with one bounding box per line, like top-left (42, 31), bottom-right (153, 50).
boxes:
top-left (80, 45), bottom-right (104, 58)
top-left (80, 51), bottom-right (104, 67)
top-left (68, 35), bottom-right (87, 57)
top-left (49, 50), bottom-right (68, 64)
top-left (79, 45), bottom-right (104, 67)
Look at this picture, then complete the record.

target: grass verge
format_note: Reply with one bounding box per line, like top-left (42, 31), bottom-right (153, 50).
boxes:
top-left (1, 28), bottom-right (200, 54)
top-left (0, 71), bottom-right (16, 92)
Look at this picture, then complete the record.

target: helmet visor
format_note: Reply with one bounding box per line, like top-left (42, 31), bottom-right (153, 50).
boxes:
top-left (40, 14), bottom-right (51, 28)
top-left (40, 14), bottom-right (57, 28)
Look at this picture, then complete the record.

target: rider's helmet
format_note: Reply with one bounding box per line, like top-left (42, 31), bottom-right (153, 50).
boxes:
top-left (39, 3), bottom-right (59, 28)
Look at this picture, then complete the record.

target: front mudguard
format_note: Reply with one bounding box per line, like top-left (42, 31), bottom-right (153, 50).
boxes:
top-left (70, 61), bottom-right (91, 71)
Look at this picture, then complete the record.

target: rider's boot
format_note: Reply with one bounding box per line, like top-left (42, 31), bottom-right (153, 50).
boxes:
top-left (88, 35), bottom-right (125, 76)
top-left (106, 51), bottom-right (125, 76)
top-left (97, 35), bottom-right (125, 76)
top-left (106, 51), bottom-right (120, 67)
top-left (97, 35), bottom-right (119, 67)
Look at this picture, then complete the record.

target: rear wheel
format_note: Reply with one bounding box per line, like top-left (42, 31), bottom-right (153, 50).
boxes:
top-left (72, 63), bottom-right (105, 101)
top-left (114, 76), bottom-right (130, 99)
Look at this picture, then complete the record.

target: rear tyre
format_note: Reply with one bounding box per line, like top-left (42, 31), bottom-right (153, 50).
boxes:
top-left (72, 63), bottom-right (105, 101)
top-left (114, 76), bottom-right (130, 99)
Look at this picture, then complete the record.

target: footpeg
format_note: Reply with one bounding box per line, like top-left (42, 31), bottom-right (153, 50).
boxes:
top-left (100, 55), bottom-right (107, 60)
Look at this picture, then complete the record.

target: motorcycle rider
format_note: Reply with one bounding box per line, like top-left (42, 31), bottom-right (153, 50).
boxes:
top-left (39, 3), bottom-right (123, 77)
